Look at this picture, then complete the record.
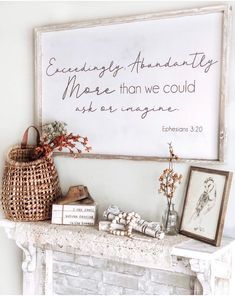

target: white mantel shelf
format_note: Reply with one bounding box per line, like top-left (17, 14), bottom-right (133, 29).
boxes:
top-left (0, 219), bottom-right (189, 270)
top-left (1, 219), bottom-right (235, 295)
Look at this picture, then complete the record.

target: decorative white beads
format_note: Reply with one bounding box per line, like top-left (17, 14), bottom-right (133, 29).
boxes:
top-left (109, 211), bottom-right (141, 238)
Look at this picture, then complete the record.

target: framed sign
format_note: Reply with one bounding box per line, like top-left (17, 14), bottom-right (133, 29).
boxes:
top-left (35, 5), bottom-right (231, 161)
top-left (179, 166), bottom-right (233, 246)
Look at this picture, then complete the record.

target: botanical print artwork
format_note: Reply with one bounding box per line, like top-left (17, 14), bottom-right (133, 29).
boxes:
top-left (181, 171), bottom-right (226, 240)
top-left (189, 177), bottom-right (217, 233)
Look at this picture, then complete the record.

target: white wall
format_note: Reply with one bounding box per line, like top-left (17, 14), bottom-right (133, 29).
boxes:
top-left (0, 1), bottom-right (234, 294)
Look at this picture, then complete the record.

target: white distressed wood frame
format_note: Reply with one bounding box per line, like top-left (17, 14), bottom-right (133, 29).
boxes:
top-left (34, 4), bottom-right (232, 163)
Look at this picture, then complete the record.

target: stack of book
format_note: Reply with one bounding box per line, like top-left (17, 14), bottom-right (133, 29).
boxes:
top-left (51, 185), bottom-right (96, 225)
top-left (52, 203), bottom-right (96, 225)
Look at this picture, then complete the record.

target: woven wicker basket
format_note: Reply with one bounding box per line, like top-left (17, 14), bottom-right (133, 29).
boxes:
top-left (1, 126), bottom-right (61, 221)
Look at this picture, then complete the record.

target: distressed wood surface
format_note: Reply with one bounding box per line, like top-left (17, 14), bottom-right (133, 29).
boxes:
top-left (1, 219), bottom-right (234, 295)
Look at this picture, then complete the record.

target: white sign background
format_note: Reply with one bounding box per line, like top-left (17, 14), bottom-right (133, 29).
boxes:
top-left (36, 8), bottom-right (227, 160)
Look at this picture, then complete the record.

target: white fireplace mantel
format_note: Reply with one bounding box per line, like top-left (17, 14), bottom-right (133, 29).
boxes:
top-left (1, 219), bottom-right (235, 295)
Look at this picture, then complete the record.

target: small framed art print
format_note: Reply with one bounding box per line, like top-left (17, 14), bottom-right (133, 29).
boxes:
top-left (180, 166), bottom-right (233, 246)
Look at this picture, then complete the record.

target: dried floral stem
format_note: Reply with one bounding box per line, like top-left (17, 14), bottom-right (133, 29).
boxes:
top-left (34, 121), bottom-right (92, 158)
top-left (158, 142), bottom-right (182, 230)
top-left (165, 200), bottom-right (171, 231)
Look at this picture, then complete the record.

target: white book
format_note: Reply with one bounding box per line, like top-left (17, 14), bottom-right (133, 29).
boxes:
top-left (51, 203), bottom-right (97, 225)
top-left (53, 204), bottom-right (96, 212)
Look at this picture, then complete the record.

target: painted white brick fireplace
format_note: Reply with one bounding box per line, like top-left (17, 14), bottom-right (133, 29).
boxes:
top-left (0, 219), bottom-right (234, 295)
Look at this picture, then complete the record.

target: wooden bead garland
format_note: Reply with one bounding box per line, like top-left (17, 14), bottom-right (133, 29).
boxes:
top-left (109, 211), bottom-right (141, 238)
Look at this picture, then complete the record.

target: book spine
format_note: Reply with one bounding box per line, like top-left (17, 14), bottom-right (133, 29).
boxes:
top-left (52, 204), bottom-right (96, 225)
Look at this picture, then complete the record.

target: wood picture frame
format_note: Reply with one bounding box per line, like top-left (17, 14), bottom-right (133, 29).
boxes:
top-left (35, 4), bottom-right (232, 162)
top-left (179, 166), bottom-right (233, 246)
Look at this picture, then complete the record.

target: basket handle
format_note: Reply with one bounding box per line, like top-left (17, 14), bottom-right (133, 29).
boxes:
top-left (21, 126), bottom-right (41, 149)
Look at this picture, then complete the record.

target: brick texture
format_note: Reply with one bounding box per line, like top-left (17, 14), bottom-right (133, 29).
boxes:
top-left (103, 271), bottom-right (139, 289)
top-left (52, 250), bottom-right (194, 295)
top-left (150, 269), bottom-right (194, 289)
